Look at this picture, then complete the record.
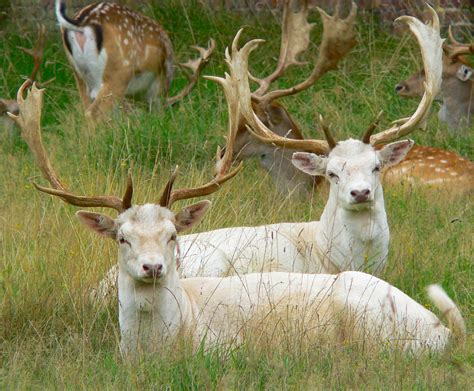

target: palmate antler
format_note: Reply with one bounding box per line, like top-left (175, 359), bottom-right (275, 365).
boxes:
top-left (8, 82), bottom-right (133, 213)
top-left (251, 0), bottom-right (357, 105)
top-left (9, 80), bottom-right (241, 212)
top-left (369, 5), bottom-right (443, 145)
top-left (166, 39), bottom-right (216, 106)
top-left (229, 4), bottom-right (442, 152)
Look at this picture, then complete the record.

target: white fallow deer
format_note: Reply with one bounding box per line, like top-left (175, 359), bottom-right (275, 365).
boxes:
top-left (226, 1), bottom-right (473, 197)
top-left (55, 0), bottom-right (215, 119)
top-left (93, 3), bottom-right (443, 300)
top-left (396, 27), bottom-right (473, 132)
top-left (9, 82), bottom-right (466, 356)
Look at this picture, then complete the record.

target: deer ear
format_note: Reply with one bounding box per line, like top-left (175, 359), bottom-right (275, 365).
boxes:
top-left (292, 152), bottom-right (327, 176)
top-left (76, 211), bottom-right (117, 239)
top-left (378, 139), bottom-right (414, 167)
top-left (174, 200), bottom-right (211, 232)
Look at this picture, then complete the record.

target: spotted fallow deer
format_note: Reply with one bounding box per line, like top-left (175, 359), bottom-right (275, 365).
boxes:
top-left (396, 26), bottom-right (473, 132)
top-left (10, 82), bottom-right (466, 356)
top-left (226, 0), bottom-right (473, 197)
top-left (55, 1), bottom-right (215, 118)
top-left (90, 3), bottom-right (442, 300)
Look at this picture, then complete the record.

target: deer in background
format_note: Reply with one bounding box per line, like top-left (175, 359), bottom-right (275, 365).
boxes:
top-left (226, 0), bottom-right (473, 197)
top-left (55, 1), bottom-right (215, 119)
top-left (10, 82), bottom-right (466, 356)
top-left (396, 27), bottom-right (473, 132)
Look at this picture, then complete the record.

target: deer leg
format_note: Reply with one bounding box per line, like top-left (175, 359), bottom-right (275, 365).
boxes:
top-left (73, 71), bottom-right (92, 109)
top-left (86, 78), bottom-right (129, 120)
top-left (146, 74), bottom-right (167, 112)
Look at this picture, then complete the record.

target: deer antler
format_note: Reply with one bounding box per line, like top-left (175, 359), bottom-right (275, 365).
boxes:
top-left (227, 29), bottom-right (331, 155)
top-left (254, 1), bottom-right (357, 105)
top-left (8, 81), bottom-right (133, 213)
top-left (443, 26), bottom-right (474, 62)
top-left (252, 0), bottom-right (315, 96)
top-left (166, 39), bottom-right (216, 106)
top-left (370, 5), bottom-right (443, 145)
top-left (158, 59), bottom-right (243, 208)
top-left (17, 25), bottom-right (45, 85)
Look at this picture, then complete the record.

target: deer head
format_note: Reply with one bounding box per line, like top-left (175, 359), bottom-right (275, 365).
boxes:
top-left (395, 26), bottom-right (473, 130)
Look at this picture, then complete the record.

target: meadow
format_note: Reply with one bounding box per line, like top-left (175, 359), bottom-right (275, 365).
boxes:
top-left (0, 1), bottom-right (473, 389)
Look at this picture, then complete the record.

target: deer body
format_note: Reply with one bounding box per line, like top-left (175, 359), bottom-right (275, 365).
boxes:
top-left (97, 138), bottom-right (397, 298)
top-left (91, 204), bottom-right (463, 355)
top-left (56, 1), bottom-right (173, 116)
top-left (180, 141), bottom-right (392, 277)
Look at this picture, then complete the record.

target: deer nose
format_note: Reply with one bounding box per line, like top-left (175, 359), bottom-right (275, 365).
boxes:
top-left (350, 189), bottom-right (371, 203)
top-left (142, 263), bottom-right (163, 277)
top-left (395, 84), bottom-right (405, 93)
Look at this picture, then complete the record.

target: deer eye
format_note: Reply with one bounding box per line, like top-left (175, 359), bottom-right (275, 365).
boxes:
top-left (327, 171), bottom-right (339, 180)
top-left (373, 165), bottom-right (381, 173)
top-left (118, 237), bottom-right (130, 246)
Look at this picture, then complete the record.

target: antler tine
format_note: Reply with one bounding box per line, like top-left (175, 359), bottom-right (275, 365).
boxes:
top-left (166, 39), bottom-right (216, 106)
top-left (252, 0), bottom-right (315, 98)
top-left (361, 110), bottom-right (383, 144)
top-left (159, 166), bottom-right (179, 208)
top-left (370, 5), bottom-right (443, 145)
top-left (227, 29), bottom-right (329, 155)
top-left (258, 1), bottom-right (358, 105)
top-left (318, 114), bottom-right (337, 150)
top-left (444, 25), bottom-right (474, 61)
top-left (17, 24), bottom-right (46, 85)
top-left (8, 81), bottom-right (132, 213)
top-left (447, 25), bottom-right (461, 46)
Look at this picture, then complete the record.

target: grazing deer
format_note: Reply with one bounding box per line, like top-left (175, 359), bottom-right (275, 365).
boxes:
top-left (91, 3), bottom-right (442, 300)
top-left (395, 27), bottom-right (473, 132)
top-left (226, 0), bottom-right (473, 197)
top-left (10, 82), bottom-right (465, 356)
top-left (55, 0), bottom-right (215, 118)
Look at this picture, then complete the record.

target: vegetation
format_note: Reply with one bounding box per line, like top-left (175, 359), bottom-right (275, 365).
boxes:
top-left (1, 1), bottom-right (472, 389)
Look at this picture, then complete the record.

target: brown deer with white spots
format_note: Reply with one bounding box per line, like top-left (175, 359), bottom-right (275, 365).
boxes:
top-left (395, 27), bottom-right (473, 132)
top-left (224, 0), bottom-right (473, 198)
top-left (380, 145), bottom-right (474, 196)
top-left (55, 1), bottom-right (215, 119)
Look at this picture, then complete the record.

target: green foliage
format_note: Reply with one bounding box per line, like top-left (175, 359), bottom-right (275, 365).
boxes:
top-left (0, 1), bottom-right (472, 389)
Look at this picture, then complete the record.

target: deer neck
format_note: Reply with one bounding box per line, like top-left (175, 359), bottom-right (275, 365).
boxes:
top-left (117, 257), bottom-right (192, 353)
top-left (439, 78), bottom-right (473, 129)
top-left (315, 187), bottom-right (389, 274)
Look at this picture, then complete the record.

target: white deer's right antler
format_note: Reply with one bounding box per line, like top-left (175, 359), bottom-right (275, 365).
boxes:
top-left (369, 5), bottom-right (443, 145)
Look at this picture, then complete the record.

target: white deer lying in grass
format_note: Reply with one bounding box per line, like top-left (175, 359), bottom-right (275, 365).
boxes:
top-left (94, 3), bottom-right (443, 298)
top-left (10, 83), bottom-right (465, 355)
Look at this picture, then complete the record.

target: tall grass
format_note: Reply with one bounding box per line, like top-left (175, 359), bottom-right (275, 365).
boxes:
top-left (1, 1), bottom-right (472, 389)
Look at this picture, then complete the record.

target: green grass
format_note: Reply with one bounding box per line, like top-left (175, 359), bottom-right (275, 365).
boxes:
top-left (1, 1), bottom-right (473, 389)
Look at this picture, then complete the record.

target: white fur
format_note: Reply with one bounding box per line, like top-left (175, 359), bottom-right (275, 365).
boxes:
top-left (84, 204), bottom-right (463, 355)
top-left (66, 28), bottom-right (108, 100)
top-left (96, 139), bottom-right (411, 298)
